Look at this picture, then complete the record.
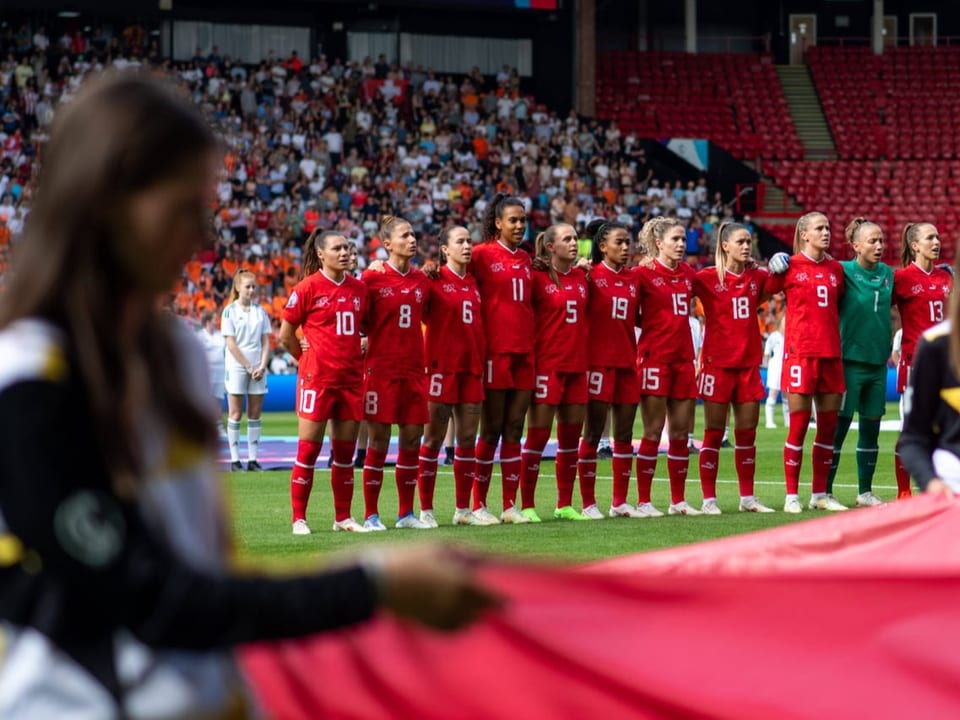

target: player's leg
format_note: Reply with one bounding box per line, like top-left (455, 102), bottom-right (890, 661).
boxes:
top-left (452, 401), bottom-right (489, 525)
top-left (784, 390), bottom-right (814, 512)
top-left (827, 362), bottom-right (858, 495)
top-left (290, 416), bottom-right (327, 534)
top-left (580, 399), bottom-right (609, 517)
top-left (362, 420), bottom-right (392, 530)
top-left (329, 417), bottom-right (364, 531)
top-left (553, 400), bottom-right (587, 520)
top-left (226, 389), bottom-right (245, 469)
top-left (637, 394), bottom-right (668, 513)
top-left (519, 400), bottom-right (556, 519)
top-left (475, 388), bottom-right (506, 513)
top-left (245, 392), bottom-right (265, 469)
top-left (665, 397), bottom-right (699, 515)
top-left (809, 391), bottom-right (845, 510)
top-left (418, 401), bottom-right (451, 523)
top-left (499, 387), bottom-right (533, 523)
top-left (395, 422), bottom-right (428, 529)
top-left (698, 400), bottom-right (727, 511)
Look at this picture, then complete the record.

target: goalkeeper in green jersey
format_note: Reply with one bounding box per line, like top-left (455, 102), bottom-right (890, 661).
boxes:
top-left (826, 217), bottom-right (894, 505)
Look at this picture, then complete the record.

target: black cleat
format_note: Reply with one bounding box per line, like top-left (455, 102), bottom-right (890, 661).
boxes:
top-left (596, 446), bottom-right (613, 460)
top-left (231, 461), bottom-right (245, 472)
top-left (720, 439), bottom-right (733, 449)
top-left (247, 460), bottom-right (263, 471)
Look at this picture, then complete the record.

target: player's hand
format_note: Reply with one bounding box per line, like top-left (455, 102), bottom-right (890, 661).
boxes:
top-left (360, 336), bottom-right (368, 356)
top-left (768, 252), bottom-right (790, 274)
top-left (299, 337), bottom-right (311, 352)
top-left (925, 478), bottom-right (954, 497)
top-left (421, 259), bottom-right (440, 279)
top-left (575, 256), bottom-right (592, 272)
top-left (370, 544), bottom-right (503, 632)
top-left (367, 259), bottom-right (386, 273)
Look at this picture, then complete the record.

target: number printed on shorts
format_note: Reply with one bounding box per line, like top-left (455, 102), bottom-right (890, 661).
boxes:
top-left (398, 304), bottom-right (412, 328)
top-left (789, 364), bottom-right (802, 388)
top-left (699, 373), bottom-right (715, 397)
top-left (535, 375), bottom-right (549, 399)
top-left (641, 366), bottom-right (660, 391)
top-left (364, 391), bottom-right (379, 415)
top-left (429, 373), bottom-right (443, 397)
top-left (299, 388), bottom-right (317, 414)
top-left (588, 371), bottom-right (604, 396)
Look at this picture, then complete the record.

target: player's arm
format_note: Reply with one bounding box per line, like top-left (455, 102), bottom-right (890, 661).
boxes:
top-left (898, 335), bottom-right (945, 490)
top-left (224, 333), bottom-right (252, 372)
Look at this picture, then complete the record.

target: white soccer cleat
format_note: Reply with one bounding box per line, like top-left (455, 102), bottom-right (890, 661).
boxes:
top-left (581, 504), bottom-right (605, 520)
top-left (668, 501), bottom-right (703, 516)
top-left (332, 517), bottom-right (369, 533)
top-left (500, 506), bottom-right (531, 524)
top-left (783, 496), bottom-right (803, 514)
top-left (609, 502), bottom-right (646, 518)
top-left (292, 519), bottom-right (311, 535)
top-left (471, 506), bottom-right (501, 525)
top-left (396, 513), bottom-right (431, 529)
top-left (808, 494), bottom-right (849, 511)
top-left (739, 497), bottom-right (775, 513)
top-left (856, 491), bottom-right (884, 507)
top-left (363, 514), bottom-right (388, 531)
top-left (700, 498), bottom-right (722, 515)
top-left (419, 509), bottom-right (439, 528)
top-left (635, 502), bottom-right (665, 518)
top-left (452, 508), bottom-right (482, 526)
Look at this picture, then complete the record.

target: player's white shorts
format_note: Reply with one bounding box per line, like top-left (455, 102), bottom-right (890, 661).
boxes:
top-left (224, 366), bottom-right (268, 396)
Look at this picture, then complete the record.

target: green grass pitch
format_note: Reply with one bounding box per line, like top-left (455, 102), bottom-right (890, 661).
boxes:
top-left (226, 404), bottom-right (905, 566)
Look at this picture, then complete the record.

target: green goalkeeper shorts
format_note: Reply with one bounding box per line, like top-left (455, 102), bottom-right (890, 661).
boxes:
top-left (839, 360), bottom-right (887, 419)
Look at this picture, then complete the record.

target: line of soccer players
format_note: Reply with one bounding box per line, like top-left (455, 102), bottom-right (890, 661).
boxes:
top-left (277, 198), bottom-right (952, 534)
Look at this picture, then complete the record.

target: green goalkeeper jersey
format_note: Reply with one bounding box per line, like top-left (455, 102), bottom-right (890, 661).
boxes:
top-left (838, 259), bottom-right (894, 365)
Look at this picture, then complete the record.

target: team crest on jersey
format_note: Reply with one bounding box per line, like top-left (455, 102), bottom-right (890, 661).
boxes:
top-left (595, 278), bottom-right (608, 288)
top-left (313, 296), bottom-right (330, 309)
top-left (545, 285), bottom-right (559, 294)
top-left (629, 285), bottom-right (636, 297)
top-left (796, 272), bottom-right (809, 282)
top-left (749, 280), bottom-right (758, 295)
top-left (578, 284), bottom-right (587, 298)
top-left (715, 282), bottom-right (726, 293)
top-left (353, 296), bottom-right (361, 311)
top-left (524, 266), bottom-right (531, 278)
top-left (414, 287), bottom-right (424, 303)
top-left (490, 262), bottom-right (505, 273)
top-left (912, 283), bottom-right (924, 295)
top-left (442, 283), bottom-right (456, 293)
top-left (286, 291), bottom-right (298, 308)
top-left (685, 279), bottom-right (692, 291)
top-left (829, 274), bottom-right (838, 287)
top-left (943, 284), bottom-right (952, 295)
top-left (652, 277), bottom-right (666, 288)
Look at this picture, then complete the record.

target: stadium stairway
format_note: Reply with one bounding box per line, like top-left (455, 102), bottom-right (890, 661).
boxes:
top-left (776, 64), bottom-right (835, 160)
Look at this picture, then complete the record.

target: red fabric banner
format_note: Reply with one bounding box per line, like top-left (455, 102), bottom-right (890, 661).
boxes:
top-left (241, 494), bottom-right (960, 719)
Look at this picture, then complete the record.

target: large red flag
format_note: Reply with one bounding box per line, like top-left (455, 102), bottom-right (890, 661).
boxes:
top-left (241, 494), bottom-right (960, 719)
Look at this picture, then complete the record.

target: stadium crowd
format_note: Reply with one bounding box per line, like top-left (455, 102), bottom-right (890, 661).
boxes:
top-left (0, 19), bottom-right (786, 363)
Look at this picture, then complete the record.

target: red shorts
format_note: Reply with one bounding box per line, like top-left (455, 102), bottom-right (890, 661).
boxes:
top-left (363, 373), bottom-right (430, 425)
top-left (637, 359), bottom-right (698, 400)
top-left (534, 370), bottom-right (588, 406)
top-left (297, 381), bottom-right (363, 423)
top-left (586, 366), bottom-right (641, 405)
top-left (782, 355), bottom-right (846, 395)
top-left (426, 371), bottom-right (485, 405)
top-left (485, 352), bottom-right (535, 391)
top-left (697, 365), bottom-right (766, 404)
top-left (897, 361), bottom-right (912, 394)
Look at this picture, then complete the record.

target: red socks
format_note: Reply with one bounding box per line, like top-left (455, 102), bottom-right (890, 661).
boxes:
top-left (636, 438), bottom-right (659, 504)
top-left (454, 444), bottom-right (476, 510)
top-left (396, 448), bottom-right (419, 519)
top-left (734, 428), bottom-right (757, 497)
top-left (611, 440), bottom-right (634, 508)
top-left (577, 439), bottom-right (598, 509)
top-left (666, 438), bottom-right (689, 505)
top-left (520, 427), bottom-right (550, 510)
top-left (784, 409), bottom-right (811, 495)
top-left (472, 438), bottom-right (497, 510)
top-left (291, 439), bottom-right (322, 522)
top-left (811, 411), bottom-right (837, 495)
top-left (894, 440), bottom-right (912, 497)
top-left (330, 439), bottom-right (357, 522)
top-left (362, 446), bottom-right (387, 519)
top-left (555, 423), bottom-right (581, 509)
top-left (698, 428), bottom-right (724, 500)
top-left (500, 441), bottom-right (522, 511)
top-left (417, 444), bottom-right (440, 512)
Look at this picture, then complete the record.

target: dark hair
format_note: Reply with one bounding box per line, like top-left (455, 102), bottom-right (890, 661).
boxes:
top-left (301, 229), bottom-right (345, 279)
top-left (714, 221), bottom-right (749, 284)
top-left (481, 192), bottom-right (524, 241)
top-left (586, 218), bottom-right (628, 266)
top-left (0, 72), bottom-right (219, 493)
top-left (900, 222), bottom-right (937, 268)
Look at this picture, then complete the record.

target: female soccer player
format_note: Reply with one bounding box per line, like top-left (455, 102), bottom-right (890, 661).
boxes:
top-left (418, 225), bottom-right (495, 526)
top-left (471, 193), bottom-right (535, 524)
top-left (360, 215), bottom-right (432, 530)
top-left (692, 221), bottom-right (777, 514)
top-left (892, 222), bottom-right (953, 498)
top-left (579, 219), bottom-right (644, 519)
top-left (634, 217), bottom-right (701, 516)
top-left (766, 211), bottom-right (846, 513)
top-left (280, 230), bottom-right (368, 534)
top-left (824, 218), bottom-right (893, 507)
top-left (222, 269), bottom-right (272, 472)
top-left (518, 222), bottom-right (590, 522)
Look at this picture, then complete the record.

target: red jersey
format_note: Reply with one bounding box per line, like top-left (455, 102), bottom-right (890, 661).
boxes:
top-left (361, 263), bottom-right (430, 378)
top-left (636, 259), bottom-right (696, 363)
top-left (893, 262), bottom-right (953, 362)
top-left (585, 262), bottom-right (640, 369)
top-left (470, 241), bottom-right (534, 354)
top-left (694, 266), bottom-right (770, 368)
top-left (423, 265), bottom-right (486, 375)
top-left (531, 267), bottom-right (589, 373)
top-left (282, 271), bottom-right (366, 385)
top-left (766, 252), bottom-right (844, 359)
